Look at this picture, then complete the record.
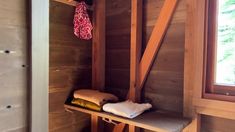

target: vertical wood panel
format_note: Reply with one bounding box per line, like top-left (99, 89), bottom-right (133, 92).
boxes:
top-left (49, 1), bottom-right (91, 132)
top-left (129, 0), bottom-right (143, 102)
top-left (201, 115), bottom-right (235, 132)
top-left (0, 0), bottom-right (29, 131)
top-left (105, 0), bottom-right (131, 100)
top-left (143, 0), bottom-right (186, 113)
top-left (92, 0), bottom-right (106, 91)
top-left (139, 0), bottom-right (178, 89)
top-left (106, 0), bottom-right (186, 114)
top-left (31, 0), bottom-right (49, 131)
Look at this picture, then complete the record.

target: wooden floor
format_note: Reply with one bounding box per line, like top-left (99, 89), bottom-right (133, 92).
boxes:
top-left (65, 104), bottom-right (191, 132)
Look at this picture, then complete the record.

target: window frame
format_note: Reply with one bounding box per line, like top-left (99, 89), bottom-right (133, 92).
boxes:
top-left (204, 0), bottom-right (235, 102)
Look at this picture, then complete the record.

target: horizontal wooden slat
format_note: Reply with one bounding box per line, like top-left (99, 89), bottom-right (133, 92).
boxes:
top-left (193, 98), bottom-right (235, 113)
top-left (52, 0), bottom-right (77, 7)
top-left (197, 107), bottom-right (235, 120)
top-left (52, 0), bottom-right (93, 10)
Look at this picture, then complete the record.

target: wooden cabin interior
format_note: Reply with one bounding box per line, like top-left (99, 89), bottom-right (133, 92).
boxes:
top-left (1, 0), bottom-right (235, 132)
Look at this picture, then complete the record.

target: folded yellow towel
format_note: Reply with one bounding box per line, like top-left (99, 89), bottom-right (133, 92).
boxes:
top-left (73, 89), bottom-right (118, 106)
top-left (71, 98), bottom-right (102, 111)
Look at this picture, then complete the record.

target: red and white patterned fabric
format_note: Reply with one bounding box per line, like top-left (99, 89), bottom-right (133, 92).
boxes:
top-left (73, 1), bottom-right (93, 40)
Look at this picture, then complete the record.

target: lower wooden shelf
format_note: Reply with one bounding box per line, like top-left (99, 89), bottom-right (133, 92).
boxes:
top-left (64, 104), bottom-right (191, 132)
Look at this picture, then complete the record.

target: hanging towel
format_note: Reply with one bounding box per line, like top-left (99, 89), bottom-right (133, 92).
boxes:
top-left (73, 1), bottom-right (93, 40)
top-left (103, 100), bottom-right (152, 119)
top-left (74, 89), bottom-right (118, 106)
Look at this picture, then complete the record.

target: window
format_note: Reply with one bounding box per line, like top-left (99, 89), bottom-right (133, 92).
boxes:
top-left (205, 0), bottom-right (235, 101)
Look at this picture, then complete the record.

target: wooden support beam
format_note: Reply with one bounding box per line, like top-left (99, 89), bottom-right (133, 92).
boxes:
top-left (31, 0), bottom-right (49, 131)
top-left (129, 125), bottom-right (135, 132)
top-left (128, 0), bottom-right (142, 131)
top-left (91, 115), bottom-right (99, 132)
top-left (113, 123), bottom-right (126, 132)
top-left (92, 0), bottom-right (105, 90)
top-left (129, 0), bottom-right (143, 102)
top-left (139, 0), bottom-right (178, 89)
top-left (91, 0), bottom-right (105, 132)
top-left (129, 125), bottom-right (140, 132)
top-left (182, 116), bottom-right (201, 132)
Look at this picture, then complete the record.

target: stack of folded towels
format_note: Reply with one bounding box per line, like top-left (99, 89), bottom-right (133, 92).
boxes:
top-left (71, 89), bottom-right (118, 111)
top-left (71, 89), bottom-right (152, 119)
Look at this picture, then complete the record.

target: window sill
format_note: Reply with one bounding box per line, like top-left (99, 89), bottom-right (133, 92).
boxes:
top-left (193, 98), bottom-right (235, 120)
top-left (204, 93), bottom-right (235, 102)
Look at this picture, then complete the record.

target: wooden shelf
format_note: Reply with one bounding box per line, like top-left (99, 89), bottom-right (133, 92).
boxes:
top-left (53, 0), bottom-right (77, 6)
top-left (52, 0), bottom-right (93, 10)
top-left (64, 104), bottom-right (191, 132)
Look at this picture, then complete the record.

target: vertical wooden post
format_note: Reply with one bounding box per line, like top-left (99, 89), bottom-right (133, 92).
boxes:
top-left (129, 125), bottom-right (141, 132)
top-left (129, 0), bottom-right (142, 131)
top-left (31, 0), bottom-right (49, 132)
top-left (91, 115), bottom-right (99, 132)
top-left (92, 0), bottom-right (106, 91)
top-left (129, 0), bottom-right (143, 103)
top-left (113, 123), bottom-right (126, 132)
top-left (92, 0), bottom-right (105, 131)
top-left (184, 0), bottom-right (206, 131)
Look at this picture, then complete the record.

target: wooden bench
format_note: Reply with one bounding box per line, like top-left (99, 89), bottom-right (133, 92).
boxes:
top-left (65, 104), bottom-right (191, 132)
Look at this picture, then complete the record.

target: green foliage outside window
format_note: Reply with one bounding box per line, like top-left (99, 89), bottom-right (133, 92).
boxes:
top-left (216, 0), bottom-right (235, 85)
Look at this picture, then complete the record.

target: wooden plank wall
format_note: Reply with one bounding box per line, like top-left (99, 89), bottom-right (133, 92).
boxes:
top-left (105, 0), bottom-right (185, 112)
top-left (201, 115), bottom-right (235, 132)
top-left (142, 0), bottom-right (185, 113)
top-left (49, 1), bottom-right (92, 132)
top-left (106, 0), bottom-right (235, 132)
top-left (105, 0), bottom-right (132, 100)
top-left (0, 0), bottom-right (29, 131)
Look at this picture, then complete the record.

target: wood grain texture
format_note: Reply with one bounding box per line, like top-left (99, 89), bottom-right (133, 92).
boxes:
top-left (139, 0), bottom-right (178, 90)
top-left (129, 0), bottom-right (143, 102)
top-left (185, 0), bottom-right (235, 132)
top-left (49, 1), bottom-right (91, 132)
top-left (105, 0), bottom-right (186, 113)
top-left (92, 0), bottom-right (106, 91)
top-left (183, 0), bottom-right (205, 131)
top-left (201, 115), bottom-right (235, 132)
top-left (31, 0), bottom-right (49, 131)
top-left (113, 123), bottom-right (126, 132)
top-left (105, 0), bottom-right (131, 99)
top-left (91, 0), bottom-right (106, 131)
top-left (0, 0), bottom-right (29, 131)
top-left (143, 0), bottom-right (186, 113)
top-left (52, 0), bottom-right (93, 10)
top-left (65, 104), bottom-right (190, 132)
top-left (184, 0), bottom-right (197, 118)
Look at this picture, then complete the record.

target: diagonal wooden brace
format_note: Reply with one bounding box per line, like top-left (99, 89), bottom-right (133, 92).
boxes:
top-left (139, 0), bottom-right (179, 90)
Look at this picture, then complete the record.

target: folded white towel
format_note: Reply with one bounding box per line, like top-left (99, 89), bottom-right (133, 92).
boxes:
top-left (103, 100), bottom-right (152, 119)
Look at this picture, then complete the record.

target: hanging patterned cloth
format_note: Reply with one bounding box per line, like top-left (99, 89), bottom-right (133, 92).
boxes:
top-left (73, 1), bottom-right (93, 40)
